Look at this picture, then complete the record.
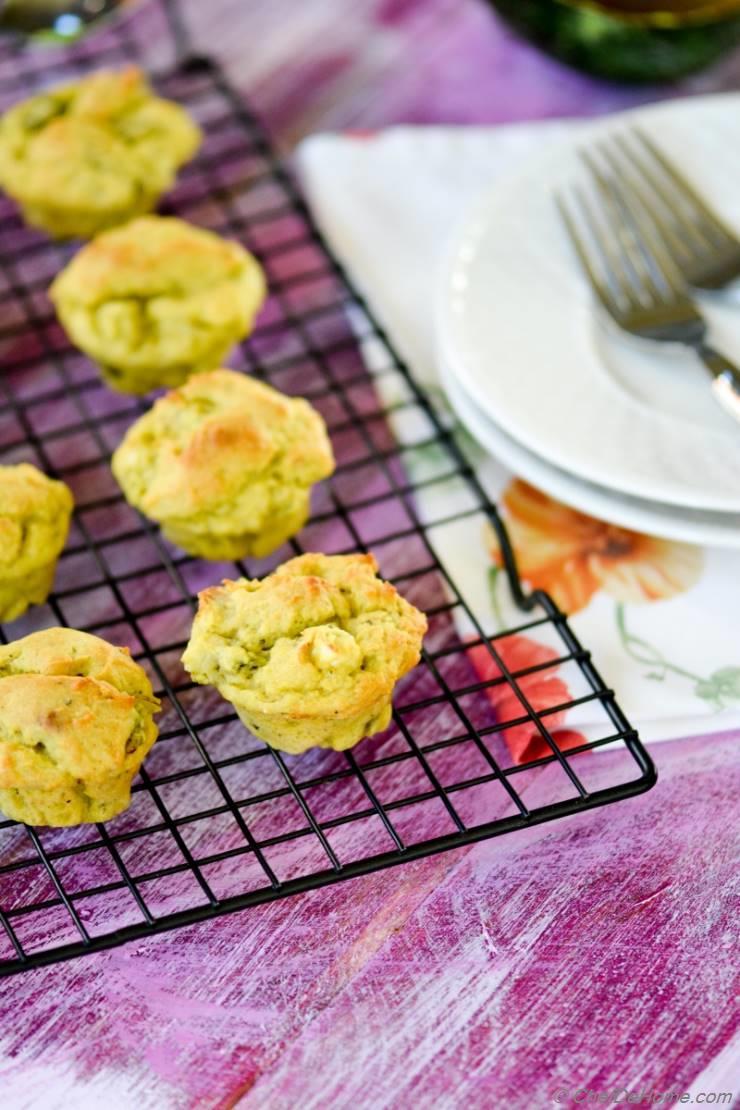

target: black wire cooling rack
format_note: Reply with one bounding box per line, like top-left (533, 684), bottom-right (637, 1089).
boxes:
top-left (0, 0), bottom-right (656, 976)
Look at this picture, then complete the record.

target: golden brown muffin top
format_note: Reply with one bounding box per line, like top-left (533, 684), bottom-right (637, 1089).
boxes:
top-left (0, 67), bottom-right (200, 216)
top-left (0, 628), bottom-right (160, 787)
top-left (111, 368), bottom-right (335, 523)
top-left (0, 463), bottom-right (73, 576)
top-left (49, 218), bottom-right (266, 380)
top-left (51, 215), bottom-right (256, 306)
top-left (182, 553), bottom-right (427, 722)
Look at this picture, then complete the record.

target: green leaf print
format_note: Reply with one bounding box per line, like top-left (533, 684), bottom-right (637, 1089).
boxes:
top-left (616, 603), bottom-right (740, 711)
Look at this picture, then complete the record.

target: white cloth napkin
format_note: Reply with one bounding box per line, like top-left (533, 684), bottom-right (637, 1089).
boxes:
top-left (297, 124), bottom-right (740, 743)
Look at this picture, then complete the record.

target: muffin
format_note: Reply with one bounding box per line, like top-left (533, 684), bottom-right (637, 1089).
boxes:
top-left (0, 628), bottom-right (160, 826)
top-left (0, 464), bottom-right (74, 623)
top-left (0, 626), bottom-right (160, 825)
top-left (0, 66), bottom-right (200, 239)
top-left (50, 216), bottom-right (266, 393)
top-left (112, 369), bottom-right (334, 559)
top-left (182, 553), bottom-right (428, 754)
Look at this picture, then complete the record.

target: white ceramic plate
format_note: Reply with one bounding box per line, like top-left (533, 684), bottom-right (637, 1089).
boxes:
top-left (437, 94), bottom-right (740, 514)
top-left (440, 359), bottom-right (740, 549)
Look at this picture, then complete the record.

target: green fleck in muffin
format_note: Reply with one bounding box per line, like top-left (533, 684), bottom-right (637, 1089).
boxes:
top-left (0, 627), bottom-right (161, 826)
top-left (0, 463), bottom-right (73, 623)
top-left (50, 217), bottom-right (266, 393)
top-left (111, 369), bottom-right (335, 559)
top-left (182, 553), bottom-right (427, 755)
top-left (0, 66), bottom-right (200, 239)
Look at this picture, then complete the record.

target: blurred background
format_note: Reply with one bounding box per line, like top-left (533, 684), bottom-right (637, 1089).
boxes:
top-left (3, 0), bottom-right (740, 150)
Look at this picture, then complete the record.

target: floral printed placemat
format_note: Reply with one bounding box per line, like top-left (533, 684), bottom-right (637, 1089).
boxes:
top-left (298, 123), bottom-right (740, 745)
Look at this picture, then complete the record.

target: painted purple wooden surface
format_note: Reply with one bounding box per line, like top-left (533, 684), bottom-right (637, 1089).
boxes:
top-left (2, 1), bottom-right (739, 1106)
top-left (1, 729), bottom-right (738, 1108)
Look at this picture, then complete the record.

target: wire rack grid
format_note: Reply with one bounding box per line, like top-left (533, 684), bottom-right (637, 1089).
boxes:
top-left (0, 0), bottom-right (656, 975)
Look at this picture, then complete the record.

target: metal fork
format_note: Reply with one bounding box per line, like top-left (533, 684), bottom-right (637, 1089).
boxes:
top-left (557, 175), bottom-right (740, 425)
top-left (589, 129), bottom-right (740, 292)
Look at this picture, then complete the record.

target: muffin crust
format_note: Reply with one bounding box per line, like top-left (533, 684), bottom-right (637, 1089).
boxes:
top-left (112, 369), bottom-right (334, 559)
top-left (0, 628), bottom-right (160, 826)
top-left (182, 553), bottom-right (427, 754)
top-left (0, 463), bottom-right (74, 622)
top-left (0, 67), bottom-right (200, 238)
top-left (50, 216), bottom-right (266, 393)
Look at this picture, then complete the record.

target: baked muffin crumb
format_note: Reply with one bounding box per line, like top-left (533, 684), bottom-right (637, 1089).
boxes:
top-left (0, 66), bottom-right (200, 238)
top-left (182, 552), bottom-right (427, 754)
top-left (112, 368), bottom-right (334, 559)
top-left (0, 628), bottom-right (160, 826)
top-left (50, 217), bottom-right (266, 393)
top-left (0, 463), bottom-right (73, 623)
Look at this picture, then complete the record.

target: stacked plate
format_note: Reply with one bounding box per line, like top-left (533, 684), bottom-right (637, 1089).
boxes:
top-left (436, 95), bottom-right (740, 549)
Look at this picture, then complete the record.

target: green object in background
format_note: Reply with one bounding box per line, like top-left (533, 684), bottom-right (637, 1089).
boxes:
top-left (0, 0), bottom-right (122, 41)
top-left (488, 0), bottom-right (740, 82)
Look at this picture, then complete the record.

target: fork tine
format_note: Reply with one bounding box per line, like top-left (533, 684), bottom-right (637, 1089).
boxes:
top-left (575, 183), bottom-right (651, 311)
top-left (594, 140), bottom-right (687, 300)
top-left (556, 191), bottom-right (613, 313)
top-left (633, 127), bottom-right (735, 249)
top-left (619, 131), bottom-right (714, 259)
top-left (556, 187), bottom-right (637, 318)
top-left (580, 146), bottom-right (664, 305)
top-left (608, 133), bottom-right (703, 263)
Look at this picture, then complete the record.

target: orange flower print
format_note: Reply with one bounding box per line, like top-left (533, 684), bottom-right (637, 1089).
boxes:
top-left (467, 634), bottom-right (585, 765)
top-left (490, 480), bottom-right (703, 615)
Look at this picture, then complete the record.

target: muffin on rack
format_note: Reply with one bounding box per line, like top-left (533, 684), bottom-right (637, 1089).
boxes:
top-left (50, 216), bottom-right (266, 394)
top-left (0, 463), bottom-right (74, 623)
top-left (0, 66), bottom-right (200, 239)
top-left (182, 553), bottom-right (428, 755)
top-left (111, 368), bottom-right (334, 559)
top-left (0, 628), bottom-right (161, 826)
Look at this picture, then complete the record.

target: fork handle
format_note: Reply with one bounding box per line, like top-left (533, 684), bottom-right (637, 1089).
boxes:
top-left (697, 344), bottom-right (740, 424)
